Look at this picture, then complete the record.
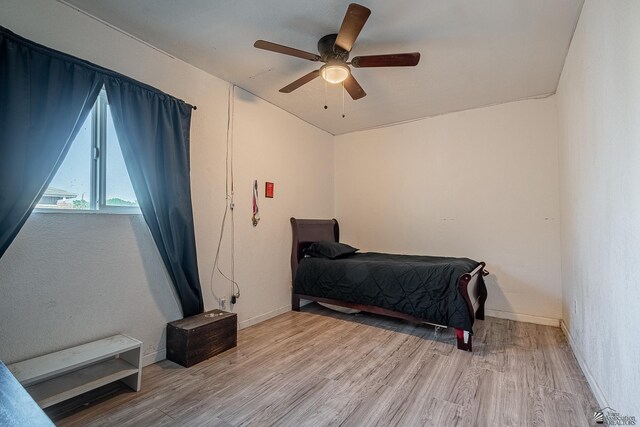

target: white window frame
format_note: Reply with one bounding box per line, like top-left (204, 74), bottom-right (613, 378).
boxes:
top-left (34, 89), bottom-right (141, 215)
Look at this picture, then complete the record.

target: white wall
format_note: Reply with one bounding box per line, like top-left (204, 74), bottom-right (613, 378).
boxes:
top-left (219, 88), bottom-right (334, 329)
top-left (556, 0), bottom-right (640, 412)
top-left (0, 0), bottom-right (333, 365)
top-left (0, 215), bottom-right (181, 365)
top-left (335, 97), bottom-right (562, 324)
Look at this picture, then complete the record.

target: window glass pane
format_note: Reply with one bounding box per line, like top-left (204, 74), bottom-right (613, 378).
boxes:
top-left (37, 113), bottom-right (92, 209)
top-left (105, 105), bottom-right (138, 207)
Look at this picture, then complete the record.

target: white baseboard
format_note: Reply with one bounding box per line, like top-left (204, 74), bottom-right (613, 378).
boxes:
top-left (560, 320), bottom-right (608, 408)
top-left (484, 308), bottom-right (560, 327)
top-left (238, 305), bottom-right (291, 330)
top-left (142, 348), bottom-right (166, 367)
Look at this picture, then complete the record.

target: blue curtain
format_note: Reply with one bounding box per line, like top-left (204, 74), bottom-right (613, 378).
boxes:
top-left (0, 26), bottom-right (204, 317)
top-left (0, 27), bottom-right (103, 257)
top-left (106, 77), bottom-right (204, 316)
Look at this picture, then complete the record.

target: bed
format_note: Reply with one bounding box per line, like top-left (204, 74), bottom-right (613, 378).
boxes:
top-left (290, 218), bottom-right (488, 351)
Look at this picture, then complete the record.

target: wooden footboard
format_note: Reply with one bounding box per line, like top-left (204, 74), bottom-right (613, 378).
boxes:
top-left (290, 217), bottom-right (488, 352)
top-left (454, 262), bottom-right (489, 351)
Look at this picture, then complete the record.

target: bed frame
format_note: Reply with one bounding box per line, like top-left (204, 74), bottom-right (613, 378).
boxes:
top-left (290, 218), bottom-right (488, 351)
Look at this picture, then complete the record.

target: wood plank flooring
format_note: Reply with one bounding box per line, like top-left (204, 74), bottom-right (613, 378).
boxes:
top-left (51, 304), bottom-right (599, 426)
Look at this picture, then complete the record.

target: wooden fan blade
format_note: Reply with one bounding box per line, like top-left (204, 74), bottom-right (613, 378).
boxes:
top-left (254, 40), bottom-right (320, 62)
top-left (351, 52), bottom-right (421, 68)
top-left (279, 70), bottom-right (321, 93)
top-left (335, 3), bottom-right (371, 53)
top-left (343, 74), bottom-right (366, 100)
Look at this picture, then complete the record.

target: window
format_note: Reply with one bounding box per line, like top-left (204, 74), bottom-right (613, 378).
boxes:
top-left (36, 89), bottom-right (139, 213)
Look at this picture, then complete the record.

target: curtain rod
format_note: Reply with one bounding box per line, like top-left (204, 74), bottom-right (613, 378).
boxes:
top-left (1, 26), bottom-right (197, 111)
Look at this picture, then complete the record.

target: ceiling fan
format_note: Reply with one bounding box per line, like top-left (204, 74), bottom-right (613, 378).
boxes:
top-left (254, 3), bottom-right (420, 100)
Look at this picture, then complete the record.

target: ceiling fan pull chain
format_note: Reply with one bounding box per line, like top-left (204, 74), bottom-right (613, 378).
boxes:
top-left (324, 80), bottom-right (328, 110)
top-left (342, 82), bottom-right (346, 118)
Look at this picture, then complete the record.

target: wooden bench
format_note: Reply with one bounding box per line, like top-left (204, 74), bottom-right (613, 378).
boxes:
top-left (7, 335), bottom-right (142, 409)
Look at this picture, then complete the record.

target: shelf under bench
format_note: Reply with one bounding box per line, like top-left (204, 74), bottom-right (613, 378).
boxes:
top-left (7, 334), bottom-right (142, 409)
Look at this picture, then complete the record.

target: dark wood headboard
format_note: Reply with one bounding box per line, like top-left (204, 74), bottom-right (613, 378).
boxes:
top-left (290, 218), bottom-right (339, 281)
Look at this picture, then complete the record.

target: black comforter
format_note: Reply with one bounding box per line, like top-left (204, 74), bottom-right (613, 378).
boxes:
top-left (294, 252), bottom-right (480, 332)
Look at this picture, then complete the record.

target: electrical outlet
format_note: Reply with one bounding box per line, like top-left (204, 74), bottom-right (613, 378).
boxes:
top-left (220, 297), bottom-right (227, 310)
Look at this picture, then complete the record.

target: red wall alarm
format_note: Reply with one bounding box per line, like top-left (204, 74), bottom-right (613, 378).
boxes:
top-left (265, 182), bottom-right (274, 198)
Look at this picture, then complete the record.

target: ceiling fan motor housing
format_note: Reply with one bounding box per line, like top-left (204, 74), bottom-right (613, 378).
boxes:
top-left (318, 34), bottom-right (349, 62)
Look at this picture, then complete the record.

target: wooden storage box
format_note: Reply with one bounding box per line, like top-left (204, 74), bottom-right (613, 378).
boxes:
top-left (166, 309), bottom-right (237, 368)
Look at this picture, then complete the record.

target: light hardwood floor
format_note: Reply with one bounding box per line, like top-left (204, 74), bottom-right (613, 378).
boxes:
top-left (53, 304), bottom-right (599, 426)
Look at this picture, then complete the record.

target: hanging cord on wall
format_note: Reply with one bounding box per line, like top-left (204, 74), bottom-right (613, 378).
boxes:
top-left (210, 83), bottom-right (240, 308)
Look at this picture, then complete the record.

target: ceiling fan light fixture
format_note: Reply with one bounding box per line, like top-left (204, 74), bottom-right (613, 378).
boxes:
top-left (320, 63), bottom-right (350, 84)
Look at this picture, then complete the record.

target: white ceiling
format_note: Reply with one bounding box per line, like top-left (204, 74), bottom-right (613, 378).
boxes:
top-left (63, 0), bottom-right (584, 135)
